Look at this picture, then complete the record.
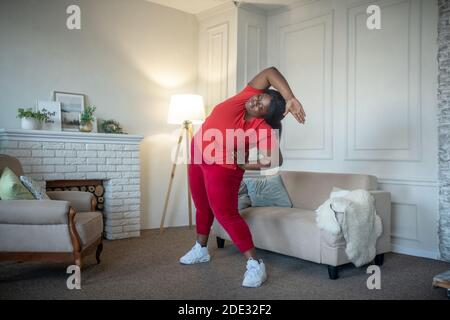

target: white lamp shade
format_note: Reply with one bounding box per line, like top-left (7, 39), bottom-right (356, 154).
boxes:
top-left (167, 94), bottom-right (205, 124)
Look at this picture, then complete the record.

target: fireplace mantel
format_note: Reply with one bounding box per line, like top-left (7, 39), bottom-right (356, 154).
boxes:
top-left (0, 129), bottom-right (143, 144)
top-left (0, 128), bottom-right (144, 240)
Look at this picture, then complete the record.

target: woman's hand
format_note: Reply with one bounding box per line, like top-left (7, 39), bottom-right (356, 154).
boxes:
top-left (283, 97), bottom-right (306, 124)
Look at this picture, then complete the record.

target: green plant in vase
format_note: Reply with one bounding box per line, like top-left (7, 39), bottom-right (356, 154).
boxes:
top-left (79, 105), bottom-right (96, 132)
top-left (101, 119), bottom-right (125, 134)
top-left (17, 108), bottom-right (55, 130)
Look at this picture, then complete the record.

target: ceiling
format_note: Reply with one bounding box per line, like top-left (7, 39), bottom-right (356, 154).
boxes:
top-left (145, 0), bottom-right (299, 15)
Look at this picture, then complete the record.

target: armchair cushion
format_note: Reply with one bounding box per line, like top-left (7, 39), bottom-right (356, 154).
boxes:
top-left (0, 211), bottom-right (103, 252)
top-left (47, 191), bottom-right (93, 213)
top-left (0, 167), bottom-right (34, 200)
top-left (0, 200), bottom-right (70, 224)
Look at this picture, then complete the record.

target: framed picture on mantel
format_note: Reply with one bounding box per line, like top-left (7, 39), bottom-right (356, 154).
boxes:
top-left (37, 100), bottom-right (61, 131)
top-left (53, 91), bottom-right (85, 132)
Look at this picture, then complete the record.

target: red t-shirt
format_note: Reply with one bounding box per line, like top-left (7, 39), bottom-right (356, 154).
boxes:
top-left (192, 85), bottom-right (278, 170)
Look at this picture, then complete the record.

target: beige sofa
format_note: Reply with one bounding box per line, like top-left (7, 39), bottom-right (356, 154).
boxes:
top-left (0, 154), bottom-right (104, 268)
top-left (211, 171), bottom-right (391, 279)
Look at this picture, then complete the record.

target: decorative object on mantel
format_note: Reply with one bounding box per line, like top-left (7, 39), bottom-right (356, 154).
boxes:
top-left (53, 91), bottom-right (85, 132)
top-left (101, 119), bottom-right (126, 134)
top-left (17, 108), bottom-right (56, 130)
top-left (79, 105), bottom-right (97, 133)
top-left (37, 100), bottom-right (62, 131)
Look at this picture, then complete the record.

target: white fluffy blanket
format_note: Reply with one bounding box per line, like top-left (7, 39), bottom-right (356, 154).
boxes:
top-left (315, 189), bottom-right (382, 267)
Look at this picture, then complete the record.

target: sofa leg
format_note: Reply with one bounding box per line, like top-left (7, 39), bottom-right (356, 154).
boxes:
top-left (96, 242), bottom-right (103, 264)
top-left (216, 237), bottom-right (225, 249)
top-left (328, 266), bottom-right (339, 280)
top-left (374, 254), bottom-right (384, 266)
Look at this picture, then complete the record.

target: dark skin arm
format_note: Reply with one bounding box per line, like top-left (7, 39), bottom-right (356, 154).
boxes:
top-left (239, 149), bottom-right (283, 171)
top-left (249, 66), bottom-right (306, 124)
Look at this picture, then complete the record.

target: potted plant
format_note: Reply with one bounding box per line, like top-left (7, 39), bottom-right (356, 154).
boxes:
top-left (101, 119), bottom-right (125, 134)
top-left (17, 108), bottom-right (55, 130)
top-left (79, 105), bottom-right (96, 132)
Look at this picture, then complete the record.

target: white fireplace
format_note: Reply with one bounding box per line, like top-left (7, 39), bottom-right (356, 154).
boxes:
top-left (0, 129), bottom-right (144, 240)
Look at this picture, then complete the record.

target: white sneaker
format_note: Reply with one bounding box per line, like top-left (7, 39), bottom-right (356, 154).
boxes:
top-left (242, 258), bottom-right (267, 288)
top-left (179, 242), bottom-right (211, 265)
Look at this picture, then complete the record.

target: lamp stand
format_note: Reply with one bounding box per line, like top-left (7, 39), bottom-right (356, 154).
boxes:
top-left (160, 121), bottom-right (194, 233)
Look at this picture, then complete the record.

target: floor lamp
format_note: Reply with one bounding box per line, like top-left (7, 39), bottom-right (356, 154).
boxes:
top-left (160, 94), bottom-right (205, 233)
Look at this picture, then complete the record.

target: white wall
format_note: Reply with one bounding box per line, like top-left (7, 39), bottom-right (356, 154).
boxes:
top-left (267, 0), bottom-right (439, 258)
top-left (236, 5), bottom-right (267, 91)
top-left (0, 0), bottom-right (199, 229)
top-left (197, 3), bottom-right (238, 114)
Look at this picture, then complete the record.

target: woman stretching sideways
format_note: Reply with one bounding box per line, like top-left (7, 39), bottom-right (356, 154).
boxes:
top-left (180, 67), bottom-right (306, 287)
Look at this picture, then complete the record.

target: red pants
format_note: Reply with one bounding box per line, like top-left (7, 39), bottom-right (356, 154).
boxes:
top-left (188, 160), bottom-right (254, 253)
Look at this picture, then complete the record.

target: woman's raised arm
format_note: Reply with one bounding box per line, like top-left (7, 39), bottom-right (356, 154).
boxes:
top-left (248, 67), bottom-right (306, 124)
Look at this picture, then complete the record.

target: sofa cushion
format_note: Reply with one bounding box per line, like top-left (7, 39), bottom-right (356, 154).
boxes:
top-left (244, 175), bottom-right (292, 208)
top-left (0, 167), bottom-right (34, 200)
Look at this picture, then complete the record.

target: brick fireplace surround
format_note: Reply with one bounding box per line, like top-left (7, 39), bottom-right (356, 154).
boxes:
top-left (0, 129), bottom-right (144, 240)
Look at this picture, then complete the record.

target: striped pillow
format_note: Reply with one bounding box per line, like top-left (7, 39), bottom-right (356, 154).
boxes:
top-left (20, 175), bottom-right (50, 200)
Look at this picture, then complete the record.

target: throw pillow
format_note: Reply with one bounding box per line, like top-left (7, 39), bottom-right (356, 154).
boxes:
top-left (238, 180), bottom-right (251, 210)
top-left (20, 175), bottom-right (50, 200)
top-left (244, 175), bottom-right (293, 208)
top-left (0, 167), bottom-right (34, 200)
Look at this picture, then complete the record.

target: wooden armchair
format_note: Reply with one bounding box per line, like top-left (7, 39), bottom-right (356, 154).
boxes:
top-left (0, 154), bottom-right (103, 269)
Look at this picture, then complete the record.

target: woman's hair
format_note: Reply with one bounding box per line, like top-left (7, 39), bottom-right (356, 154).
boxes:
top-left (264, 89), bottom-right (285, 136)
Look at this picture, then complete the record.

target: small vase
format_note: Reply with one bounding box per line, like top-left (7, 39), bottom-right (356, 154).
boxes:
top-left (79, 121), bottom-right (93, 132)
top-left (21, 118), bottom-right (42, 130)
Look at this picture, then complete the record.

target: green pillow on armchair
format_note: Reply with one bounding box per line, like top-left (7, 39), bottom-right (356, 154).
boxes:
top-left (0, 167), bottom-right (34, 200)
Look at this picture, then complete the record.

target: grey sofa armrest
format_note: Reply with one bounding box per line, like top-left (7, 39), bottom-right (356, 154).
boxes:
top-left (47, 191), bottom-right (94, 213)
top-left (0, 200), bottom-right (71, 225)
top-left (369, 190), bottom-right (391, 253)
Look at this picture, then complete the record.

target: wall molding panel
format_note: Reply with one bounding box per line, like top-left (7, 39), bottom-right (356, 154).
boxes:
top-left (278, 12), bottom-right (334, 160)
top-left (205, 22), bottom-right (230, 111)
top-left (243, 23), bottom-right (261, 84)
top-left (346, 0), bottom-right (422, 161)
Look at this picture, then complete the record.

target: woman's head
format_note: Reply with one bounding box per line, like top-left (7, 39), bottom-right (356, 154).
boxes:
top-left (245, 90), bottom-right (285, 119)
top-left (245, 89), bottom-right (286, 132)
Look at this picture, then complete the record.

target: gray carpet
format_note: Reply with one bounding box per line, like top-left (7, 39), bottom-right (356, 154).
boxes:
top-left (1, 227), bottom-right (449, 300)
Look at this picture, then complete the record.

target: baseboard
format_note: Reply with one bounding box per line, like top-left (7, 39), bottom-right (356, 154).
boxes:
top-left (392, 244), bottom-right (441, 260)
